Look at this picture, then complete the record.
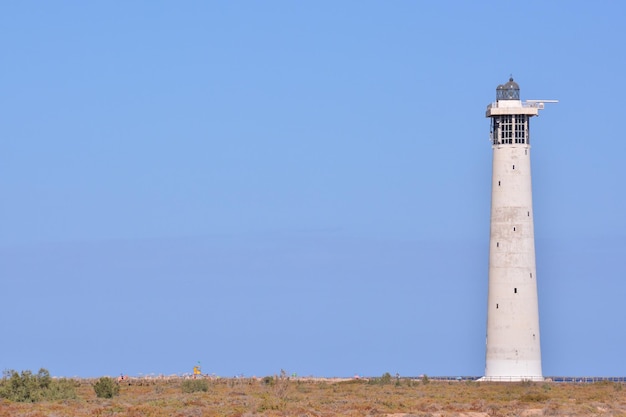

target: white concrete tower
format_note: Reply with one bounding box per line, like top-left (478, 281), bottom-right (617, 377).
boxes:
top-left (483, 78), bottom-right (554, 382)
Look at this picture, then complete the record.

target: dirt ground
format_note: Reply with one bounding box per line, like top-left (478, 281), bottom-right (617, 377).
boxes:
top-left (1, 377), bottom-right (625, 416)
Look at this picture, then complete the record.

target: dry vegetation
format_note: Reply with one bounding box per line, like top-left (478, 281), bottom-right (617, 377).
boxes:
top-left (2, 375), bottom-right (626, 417)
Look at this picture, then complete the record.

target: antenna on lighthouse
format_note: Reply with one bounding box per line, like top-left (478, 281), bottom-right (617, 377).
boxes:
top-left (525, 99), bottom-right (559, 110)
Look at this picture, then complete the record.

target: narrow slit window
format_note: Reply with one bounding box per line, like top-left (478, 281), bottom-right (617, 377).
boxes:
top-left (496, 304), bottom-right (499, 309)
top-left (498, 180), bottom-right (501, 186)
top-left (514, 288), bottom-right (517, 294)
top-left (512, 165), bottom-right (515, 170)
top-left (530, 272), bottom-right (533, 278)
top-left (513, 227), bottom-right (516, 231)
top-left (496, 242), bottom-right (499, 248)
top-left (527, 211), bottom-right (530, 217)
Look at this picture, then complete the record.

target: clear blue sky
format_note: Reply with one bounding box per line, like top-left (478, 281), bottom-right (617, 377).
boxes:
top-left (1, 1), bottom-right (625, 378)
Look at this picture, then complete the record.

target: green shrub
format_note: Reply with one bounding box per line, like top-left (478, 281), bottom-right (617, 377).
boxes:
top-left (0, 368), bottom-right (76, 402)
top-left (181, 378), bottom-right (209, 393)
top-left (93, 377), bottom-right (120, 398)
top-left (367, 372), bottom-right (394, 385)
top-left (45, 378), bottom-right (79, 400)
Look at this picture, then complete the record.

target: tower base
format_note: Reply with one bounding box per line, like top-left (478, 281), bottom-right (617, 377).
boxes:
top-left (478, 375), bottom-right (544, 382)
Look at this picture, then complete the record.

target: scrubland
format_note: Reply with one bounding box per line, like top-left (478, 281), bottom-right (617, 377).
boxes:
top-left (2, 374), bottom-right (626, 417)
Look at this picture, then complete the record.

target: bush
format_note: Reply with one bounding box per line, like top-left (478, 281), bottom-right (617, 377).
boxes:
top-left (368, 372), bottom-right (394, 385)
top-left (46, 378), bottom-right (79, 400)
top-left (0, 368), bottom-right (76, 402)
top-left (181, 378), bottom-right (209, 393)
top-left (93, 377), bottom-right (120, 398)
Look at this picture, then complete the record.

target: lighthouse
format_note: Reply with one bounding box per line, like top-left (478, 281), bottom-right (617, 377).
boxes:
top-left (482, 78), bottom-right (555, 381)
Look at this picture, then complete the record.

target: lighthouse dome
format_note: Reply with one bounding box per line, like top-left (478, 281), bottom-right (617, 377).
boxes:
top-left (496, 77), bottom-right (520, 101)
